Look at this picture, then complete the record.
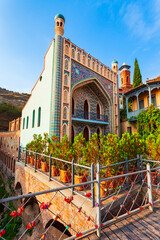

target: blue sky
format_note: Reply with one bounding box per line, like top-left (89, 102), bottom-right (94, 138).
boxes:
top-left (0, 0), bottom-right (160, 93)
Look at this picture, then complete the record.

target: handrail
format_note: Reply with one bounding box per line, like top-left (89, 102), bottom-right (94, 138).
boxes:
top-left (100, 157), bottom-right (138, 170)
top-left (0, 180), bottom-right (97, 203)
top-left (100, 169), bottom-right (148, 182)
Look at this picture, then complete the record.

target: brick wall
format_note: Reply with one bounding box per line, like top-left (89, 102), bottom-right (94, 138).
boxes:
top-left (15, 162), bottom-right (95, 235)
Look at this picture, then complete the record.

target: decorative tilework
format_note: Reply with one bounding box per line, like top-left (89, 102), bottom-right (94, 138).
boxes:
top-left (72, 85), bottom-right (110, 137)
top-left (71, 61), bottom-right (113, 100)
top-left (50, 35), bottom-right (63, 138)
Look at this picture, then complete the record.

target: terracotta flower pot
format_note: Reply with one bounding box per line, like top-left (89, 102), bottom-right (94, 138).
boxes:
top-left (27, 156), bottom-right (30, 164)
top-left (41, 162), bottom-right (48, 172)
top-left (51, 165), bottom-right (59, 177)
top-left (30, 157), bottom-right (35, 166)
top-left (37, 160), bottom-right (41, 169)
top-left (75, 175), bottom-right (87, 191)
top-left (60, 170), bottom-right (71, 183)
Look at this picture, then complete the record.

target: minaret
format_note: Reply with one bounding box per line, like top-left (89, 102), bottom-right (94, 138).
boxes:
top-left (50, 14), bottom-right (65, 138)
top-left (112, 59), bottom-right (118, 73)
top-left (119, 63), bottom-right (132, 89)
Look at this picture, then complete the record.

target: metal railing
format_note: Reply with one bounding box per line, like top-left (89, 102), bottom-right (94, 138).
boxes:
top-left (0, 159), bottom-right (160, 239)
top-left (128, 105), bottom-right (160, 119)
top-left (19, 147), bottom-right (95, 206)
top-left (72, 109), bottom-right (108, 122)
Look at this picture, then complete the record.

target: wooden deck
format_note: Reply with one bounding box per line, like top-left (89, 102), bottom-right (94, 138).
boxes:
top-left (81, 202), bottom-right (160, 240)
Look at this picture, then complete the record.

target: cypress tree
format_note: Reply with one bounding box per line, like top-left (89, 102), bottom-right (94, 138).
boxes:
top-left (133, 58), bottom-right (142, 88)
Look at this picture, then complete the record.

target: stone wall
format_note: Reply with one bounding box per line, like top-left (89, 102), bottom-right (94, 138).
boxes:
top-left (0, 131), bottom-right (20, 173)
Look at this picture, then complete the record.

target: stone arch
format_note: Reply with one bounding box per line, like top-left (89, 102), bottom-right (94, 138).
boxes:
top-left (83, 126), bottom-right (89, 141)
top-left (72, 48), bottom-right (75, 58)
top-left (64, 90), bottom-right (68, 102)
top-left (65, 44), bottom-right (69, 55)
top-left (77, 52), bottom-right (80, 62)
top-left (71, 77), bottom-right (112, 107)
top-left (23, 193), bottom-right (41, 226)
top-left (65, 59), bottom-right (68, 70)
top-left (45, 219), bottom-right (72, 238)
top-left (15, 182), bottom-right (22, 192)
top-left (63, 124), bottom-right (67, 136)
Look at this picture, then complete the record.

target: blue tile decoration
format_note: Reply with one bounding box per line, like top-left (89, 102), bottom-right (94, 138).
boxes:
top-left (71, 60), bottom-right (113, 100)
top-left (50, 35), bottom-right (63, 138)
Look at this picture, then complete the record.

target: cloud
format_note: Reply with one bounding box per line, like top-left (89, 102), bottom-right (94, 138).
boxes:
top-left (120, 0), bottom-right (160, 40)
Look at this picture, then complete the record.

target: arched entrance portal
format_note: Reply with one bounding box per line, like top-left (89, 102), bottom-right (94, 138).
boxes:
top-left (84, 100), bottom-right (89, 119)
top-left (83, 126), bottom-right (89, 141)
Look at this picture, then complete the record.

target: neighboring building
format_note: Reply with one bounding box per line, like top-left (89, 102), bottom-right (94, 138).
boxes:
top-left (120, 71), bottom-right (160, 135)
top-left (0, 118), bottom-right (21, 174)
top-left (20, 14), bottom-right (120, 147)
top-left (9, 117), bottom-right (21, 132)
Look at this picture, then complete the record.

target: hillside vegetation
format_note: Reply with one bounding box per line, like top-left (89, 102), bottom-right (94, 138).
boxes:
top-left (0, 87), bottom-right (30, 131)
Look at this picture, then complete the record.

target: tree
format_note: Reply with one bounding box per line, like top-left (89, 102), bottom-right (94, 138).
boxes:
top-left (133, 58), bottom-right (142, 88)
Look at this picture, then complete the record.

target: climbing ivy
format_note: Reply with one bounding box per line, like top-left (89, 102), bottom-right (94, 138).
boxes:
top-left (137, 104), bottom-right (160, 138)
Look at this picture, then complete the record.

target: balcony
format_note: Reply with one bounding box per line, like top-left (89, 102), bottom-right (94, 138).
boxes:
top-left (128, 105), bottom-right (160, 119)
top-left (72, 109), bottom-right (109, 125)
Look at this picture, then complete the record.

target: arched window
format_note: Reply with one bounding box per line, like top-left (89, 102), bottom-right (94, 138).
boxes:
top-left (57, 22), bottom-right (59, 26)
top-left (97, 104), bottom-right (100, 119)
top-left (93, 61), bottom-right (95, 70)
top-left (65, 59), bottom-right (68, 70)
top-left (63, 124), bottom-right (67, 136)
top-left (63, 107), bottom-right (67, 119)
top-left (100, 67), bottom-right (103, 74)
top-left (65, 45), bottom-right (69, 55)
top-left (26, 116), bottom-right (29, 129)
top-left (72, 49), bottom-right (75, 58)
top-left (23, 118), bottom-right (25, 129)
top-left (97, 64), bottom-right (99, 72)
top-left (127, 76), bottom-right (128, 83)
top-left (83, 126), bottom-right (89, 141)
top-left (83, 55), bottom-right (85, 64)
top-left (64, 74), bottom-right (68, 85)
top-left (88, 58), bottom-right (90, 67)
top-left (72, 98), bottom-right (74, 115)
top-left (60, 22), bottom-right (62, 27)
top-left (38, 107), bottom-right (41, 127)
top-left (71, 125), bottom-right (74, 143)
top-left (32, 110), bottom-right (35, 128)
top-left (77, 52), bottom-right (80, 61)
top-left (64, 90), bottom-right (68, 102)
top-left (84, 100), bottom-right (89, 119)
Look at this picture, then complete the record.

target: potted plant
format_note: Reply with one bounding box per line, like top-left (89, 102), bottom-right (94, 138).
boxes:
top-left (74, 161), bottom-right (88, 191)
top-left (59, 135), bottom-right (72, 183)
top-left (41, 156), bottom-right (49, 172)
top-left (60, 164), bottom-right (71, 183)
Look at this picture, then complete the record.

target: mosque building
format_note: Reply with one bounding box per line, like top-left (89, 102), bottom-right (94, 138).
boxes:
top-left (20, 14), bottom-right (120, 147)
